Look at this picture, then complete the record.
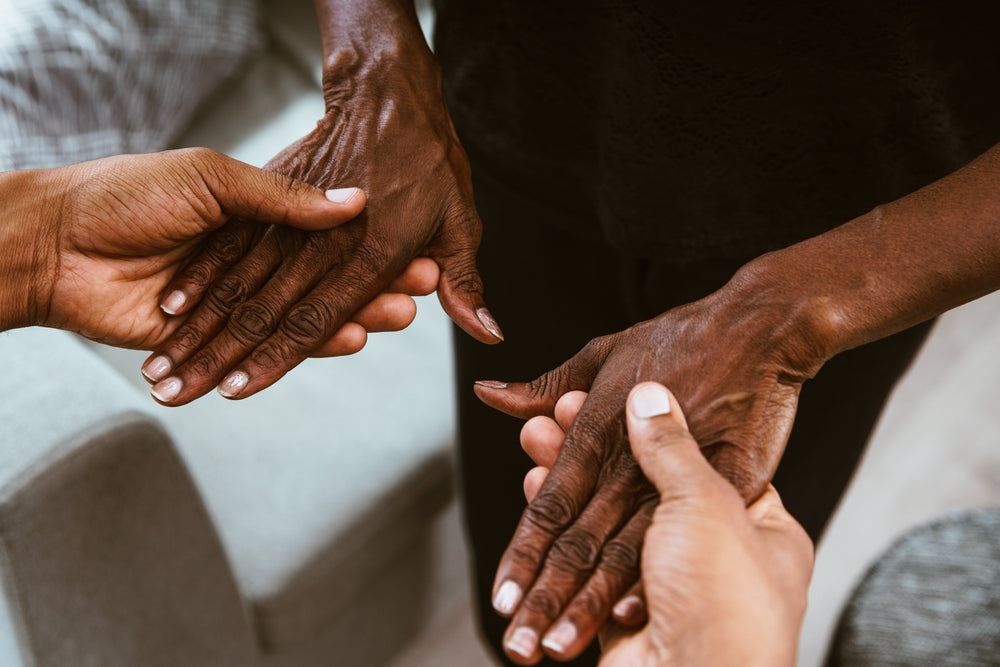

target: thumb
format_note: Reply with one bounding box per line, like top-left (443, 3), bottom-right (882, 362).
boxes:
top-left (186, 148), bottom-right (366, 230)
top-left (626, 382), bottom-right (722, 498)
top-left (474, 335), bottom-right (613, 419)
top-left (430, 206), bottom-right (504, 345)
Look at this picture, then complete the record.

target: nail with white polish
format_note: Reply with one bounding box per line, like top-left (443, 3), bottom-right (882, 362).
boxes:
top-left (142, 355), bottom-right (171, 382)
top-left (506, 627), bottom-right (538, 660)
top-left (476, 307), bottom-right (504, 341)
top-left (151, 377), bottom-right (182, 403)
top-left (325, 187), bottom-right (360, 204)
top-left (161, 290), bottom-right (186, 316)
top-left (630, 383), bottom-right (672, 419)
top-left (542, 620), bottom-right (577, 654)
top-left (493, 580), bottom-right (522, 615)
top-left (475, 380), bottom-right (508, 390)
top-left (218, 371), bottom-right (249, 398)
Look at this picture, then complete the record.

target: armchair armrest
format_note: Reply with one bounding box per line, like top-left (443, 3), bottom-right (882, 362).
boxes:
top-left (0, 328), bottom-right (255, 666)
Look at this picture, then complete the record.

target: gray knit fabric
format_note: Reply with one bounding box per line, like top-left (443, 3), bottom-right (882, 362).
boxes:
top-left (828, 508), bottom-right (1000, 666)
top-left (0, 0), bottom-right (263, 170)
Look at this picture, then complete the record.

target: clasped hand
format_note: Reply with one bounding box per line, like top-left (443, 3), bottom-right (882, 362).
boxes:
top-left (1, 148), bottom-right (431, 348)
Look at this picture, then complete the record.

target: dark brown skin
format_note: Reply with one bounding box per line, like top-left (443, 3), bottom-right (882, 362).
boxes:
top-left (142, 0), bottom-right (499, 406)
top-left (475, 143), bottom-right (1000, 663)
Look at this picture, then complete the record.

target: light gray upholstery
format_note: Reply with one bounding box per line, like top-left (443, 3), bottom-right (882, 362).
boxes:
top-left (0, 328), bottom-right (255, 667)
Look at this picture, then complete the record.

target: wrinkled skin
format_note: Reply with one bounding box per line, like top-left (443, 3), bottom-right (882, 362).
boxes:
top-left (0, 148), bottom-right (382, 347)
top-left (143, 38), bottom-right (498, 405)
top-left (519, 386), bottom-right (814, 666)
top-left (475, 268), bottom-right (830, 663)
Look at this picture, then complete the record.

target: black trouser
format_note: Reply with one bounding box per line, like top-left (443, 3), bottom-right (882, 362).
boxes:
top-left (454, 171), bottom-right (933, 667)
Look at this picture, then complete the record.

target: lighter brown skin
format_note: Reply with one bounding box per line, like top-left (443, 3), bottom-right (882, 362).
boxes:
top-left (144, 1), bottom-right (1000, 662)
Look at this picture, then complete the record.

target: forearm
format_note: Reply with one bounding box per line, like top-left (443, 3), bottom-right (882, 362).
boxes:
top-left (731, 142), bottom-right (1000, 367)
top-left (0, 169), bottom-right (62, 332)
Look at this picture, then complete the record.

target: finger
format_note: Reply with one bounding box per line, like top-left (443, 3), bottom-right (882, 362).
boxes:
top-left (209, 250), bottom-right (399, 401)
top-left (386, 257), bottom-right (439, 296)
top-left (524, 467), bottom-right (549, 503)
top-left (610, 581), bottom-right (647, 627)
top-left (502, 472), bottom-right (652, 663)
top-left (158, 217), bottom-right (261, 316)
top-left (491, 390), bottom-right (628, 621)
top-left (474, 336), bottom-right (615, 419)
top-left (554, 391), bottom-right (589, 432)
top-left (539, 500), bottom-right (653, 661)
top-left (351, 293), bottom-right (417, 333)
top-left (149, 231), bottom-right (346, 405)
top-left (520, 416), bottom-right (565, 468)
top-left (188, 147), bottom-right (367, 231)
top-left (626, 382), bottom-right (724, 498)
top-left (429, 205), bottom-right (503, 344)
top-left (143, 232), bottom-right (284, 382)
top-left (311, 322), bottom-right (367, 358)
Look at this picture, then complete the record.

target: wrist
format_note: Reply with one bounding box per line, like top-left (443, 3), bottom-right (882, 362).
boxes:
top-left (0, 168), bottom-right (66, 331)
top-left (718, 250), bottom-right (847, 381)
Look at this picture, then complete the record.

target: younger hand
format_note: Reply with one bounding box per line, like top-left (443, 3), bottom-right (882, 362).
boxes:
top-left (519, 384), bottom-right (814, 666)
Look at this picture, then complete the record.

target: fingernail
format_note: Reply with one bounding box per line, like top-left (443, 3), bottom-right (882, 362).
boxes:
top-left (142, 355), bottom-right (171, 382)
top-left (218, 371), bottom-right (249, 398)
top-left (613, 595), bottom-right (643, 620)
top-left (475, 380), bottom-right (508, 390)
top-left (325, 187), bottom-right (360, 204)
top-left (542, 621), bottom-right (577, 654)
top-left (631, 383), bottom-right (672, 419)
top-left (161, 290), bottom-right (186, 316)
top-left (151, 377), bottom-right (182, 403)
top-left (493, 580), bottom-right (522, 615)
top-left (506, 627), bottom-right (538, 660)
top-left (476, 307), bottom-right (504, 341)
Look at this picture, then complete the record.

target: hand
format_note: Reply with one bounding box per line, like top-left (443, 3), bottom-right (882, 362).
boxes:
top-left (141, 16), bottom-right (499, 406)
top-left (0, 148), bottom-right (380, 346)
top-left (520, 384), bottom-right (813, 666)
top-left (474, 270), bottom-right (829, 663)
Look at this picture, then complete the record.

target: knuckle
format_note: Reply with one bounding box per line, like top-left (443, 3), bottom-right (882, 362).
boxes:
top-left (568, 591), bottom-right (605, 622)
top-left (507, 543), bottom-right (544, 573)
top-left (599, 538), bottom-right (641, 579)
top-left (521, 588), bottom-right (562, 622)
top-left (188, 349), bottom-right (222, 380)
top-left (525, 488), bottom-right (579, 536)
top-left (548, 529), bottom-right (603, 574)
top-left (280, 300), bottom-right (333, 346)
top-left (229, 301), bottom-right (280, 345)
top-left (177, 259), bottom-right (215, 291)
top-left (169, 323), bottom-right (205, 356)
top-left (249, 337), bottom-right (297, 371)
top-left (204, 274), bottom-right (251, 314)
top-left (204, 226), bottom-right (251, 266)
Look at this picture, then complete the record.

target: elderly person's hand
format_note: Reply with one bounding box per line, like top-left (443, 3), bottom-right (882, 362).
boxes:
top-left (0, 148), bottom-right (436, 353)
top-left (517, 385), bottom-right (814, 665)
top-left (474, 141), bottom-right (1000, 662)
top-left (140, 0), bottom-right (499, 406)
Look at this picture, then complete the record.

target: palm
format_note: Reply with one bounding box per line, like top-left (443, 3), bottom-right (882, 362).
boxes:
top-left (49, 167), bottom-right (217, 348)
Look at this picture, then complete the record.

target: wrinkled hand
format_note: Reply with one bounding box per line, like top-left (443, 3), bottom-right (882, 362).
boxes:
top-left (142, 38), bottom-right (499, 406)
top-left (17, 148), bottom-right (368, 348)
top-left (475, 273), bottom-right (829, 663)
top-left (520, 385), bottom-right (813, 665)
